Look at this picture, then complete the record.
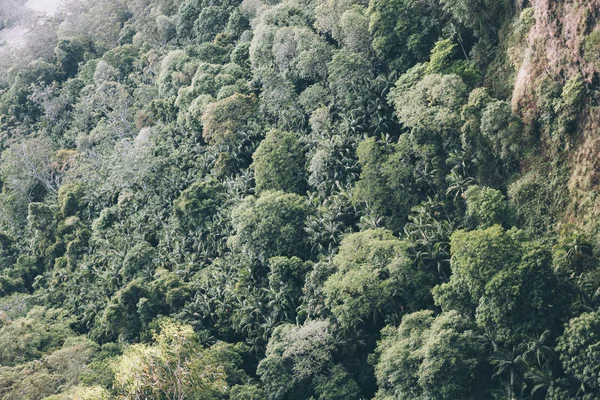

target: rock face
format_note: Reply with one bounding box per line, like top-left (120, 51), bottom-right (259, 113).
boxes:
top-left (508, 1), bottom-right (600, 231)
top-left (513, 0), bottom-right (600, 111)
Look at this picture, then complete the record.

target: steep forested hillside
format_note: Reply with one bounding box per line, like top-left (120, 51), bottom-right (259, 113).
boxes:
top-left (0, 0), bottom-right (599, 399)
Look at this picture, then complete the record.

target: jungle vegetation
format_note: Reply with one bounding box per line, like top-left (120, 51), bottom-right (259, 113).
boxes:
top-left (0, 0), bottom-right (600, 399)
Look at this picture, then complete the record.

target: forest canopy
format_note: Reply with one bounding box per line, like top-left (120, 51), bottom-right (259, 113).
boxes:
top-left (1, 0), bottom-right (600, 399)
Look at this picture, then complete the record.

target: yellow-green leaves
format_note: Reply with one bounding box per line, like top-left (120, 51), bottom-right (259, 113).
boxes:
top-left (114, 319), bottom-right (227, 400)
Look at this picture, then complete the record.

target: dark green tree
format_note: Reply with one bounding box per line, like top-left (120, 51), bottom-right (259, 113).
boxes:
top-left (230, 191), bottom-right (312, 262)
top-left (323, 229), bottom-right (435, 331)
top-left (434, 226), bottom-right (573, 346)
top-left (252, 130), bottom-right (306, 194)
top-left (374, 310), bottom-right (490, 400)
top-left (368, 0), bottom-right (448, 71)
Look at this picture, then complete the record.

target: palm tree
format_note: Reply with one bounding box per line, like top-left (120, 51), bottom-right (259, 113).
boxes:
top-left (525, 364), bottom-right (553, 398)
top-left (446, 167), bottom-right (475, 202)
top-left (491, 346), bottom-right (528, 400)
top-left (403, 198), bottom-right (453, 279)
top-left (522, 330), bottom-right (554, 368)
top-left (562, 232), bottom-right (596, 275)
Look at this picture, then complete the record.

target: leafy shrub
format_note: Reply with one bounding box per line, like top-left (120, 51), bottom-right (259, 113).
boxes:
top-left (464, 185), bottom-right (512, 229)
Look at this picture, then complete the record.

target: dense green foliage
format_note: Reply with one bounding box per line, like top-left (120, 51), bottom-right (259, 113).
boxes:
top-left (0, 0), bottom-right (599, 398)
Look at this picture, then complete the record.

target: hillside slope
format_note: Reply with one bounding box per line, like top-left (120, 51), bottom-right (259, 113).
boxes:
top-left (0, 0), bottom-right (599, 399)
